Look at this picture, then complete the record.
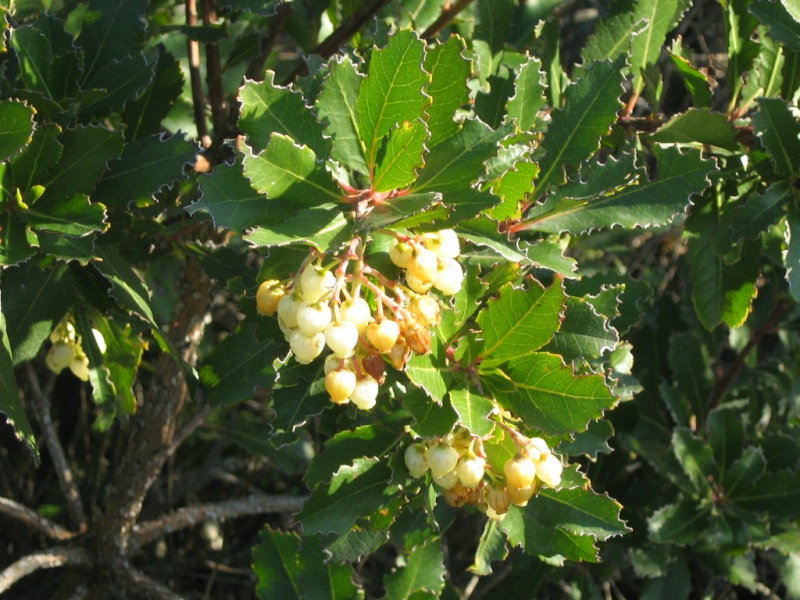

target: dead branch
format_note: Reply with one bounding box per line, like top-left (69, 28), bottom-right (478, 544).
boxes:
top-left (130, 493), bottom-right (307, 551)
top-left (0, 496), bottom-right (76, 541)
top-left (25, 363), bottom-right (88, 534)
top-left (0, 546), bottom-right (90, 593)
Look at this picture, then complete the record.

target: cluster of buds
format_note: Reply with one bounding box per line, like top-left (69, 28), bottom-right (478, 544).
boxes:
top-left (45, 318), bottom-right (105, 382)
top-left (404, 427), bottom-right (563, 520)
top-left (255, 230), bottom-right (465, 409)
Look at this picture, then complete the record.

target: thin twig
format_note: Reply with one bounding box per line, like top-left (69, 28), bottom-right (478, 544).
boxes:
top-left (187, 0), bottom-right (212, 148)
top-left (708, 300), bottom-right (791, 411)
top-left (129, 494), bottom-right (307, 551)
top-left (25, 364), bottom-right (87, 534)
top-left (243, 2), bottom-right (293, 82)
top-left (0, 496), bottom-right (76, 541)
top-left (0, 546), bottom-right (91, 593)
top-left (202, 0), bottom-right (230, 139)
top-left (284, 0), bottom-right (393, 84)
top-left (421, 0), bottom-right (475, 39)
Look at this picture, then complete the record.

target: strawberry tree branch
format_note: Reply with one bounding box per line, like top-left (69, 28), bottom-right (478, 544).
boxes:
top-left (421, 0), bottom-right (475, 39)
top-left (0, 496), bottom-right (76, 541)
top-left (243, 2), bottom-right (293, 83)
top-left (25, 363), bottom-right (87, 534)
top-left (129, 494), bottom-right (307, 551)
top-left (187, 0), bottom-right (212, 148)
top-left (0, 547), bottom-right (91, 593)
top-left (284, 0), bottom-right (393, 83)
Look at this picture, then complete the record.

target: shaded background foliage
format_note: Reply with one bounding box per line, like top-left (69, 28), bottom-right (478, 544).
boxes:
top-left (1, 0), bottom-right (800, 598)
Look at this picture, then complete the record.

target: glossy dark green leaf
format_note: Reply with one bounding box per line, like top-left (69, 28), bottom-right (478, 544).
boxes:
top-left (506, 56), bottom-right (547, 133)
top-left (2, 262), bottom-right (75, 365)
top-left (449, 387), bottom-right (494, 437)
top-left (243, 134), bottom-right (342, 205)
top-left (10, 19), bottom-right (82, 100)
top-left (0, 296), bottom-right (37, 462)
top-left (0, 212), bottom-right (36, 266)
top-left (384, 538), bottom-right (445, 598)
top-left (24, 194), bottom-right (107, 237)
top-left (78, 52), bottom-right (156, 119)
top-left (35, 231), bottom-right (97, 264)
top-left (245, 204), bottom-right (351, 252)
top-left (731, 181), bottom-right (794, 242)
top-left (373, 119), bottom-right (429, 192)
top-left (649, 109), bottom-right (738, 149)
top-left (544, 295), bottom-right (619, 362)
top-left (753, 98), bottom-right (800, 177)
top-left (424, 36), bottom-right (470, 148)
top-left (315, 54), bottom-right (368, 173)
top-left (78, 0), bottom-right (148, 78)
top-left (470, 519), bottom-right (508, 575)
top-left (239, 71), bottom-right (329, 156)
top-left (499, 504), bottom-right (600, 562)
top-left (672, 427), bottom-right (718, 497)
top-left (0, 100), bottom-right (35, 162)
top-left (477, 276), bottom-right (565, 367)
top-left (667, 331), bottom-right (712, 424)
top-left (94, 133), bottom-right (198, 210)
top-left (750, 0), bottom-right (800, 51)
top-left (532, 57), bottom-right (625, 196)
top-left (629, 0), bottom-right (691, 95)
top-left (199, 325), bottom-right (279, 407)
top-left (484, 352), bottom-right (616, 435)
top-left (191, 160), bottom-right (277, 231)
top-left (731, 470), bottom-right (800, 517)
top-left (357, 30), bottom-right (429, 170)
top-left (402, 389), bottom-right (458, 438)
top-left (10, 123), bottom-right (63, 192)
top-left (297, 460), bottom-right (393, 534)
top-left (648, 499), bottom-right (712, 544)
top-left (39, 126), bottom-right (124, 202)
top-left (406, 337), bottom-right (449, 402)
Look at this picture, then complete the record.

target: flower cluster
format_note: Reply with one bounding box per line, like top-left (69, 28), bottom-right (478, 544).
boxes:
top-left (404, 427), bottom-right (563, 520)
top-left (45, 318), bottom-right (105, 382)
top-left (255, 230), bottom-right (465, 409)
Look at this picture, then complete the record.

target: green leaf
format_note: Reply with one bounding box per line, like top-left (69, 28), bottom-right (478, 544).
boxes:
top-left (93, 133), bottom-right (198, 210)
top-left (0, 212), bottom-right (36, 266)
top-left (315, 54), bottom-right (368, 173)
top-left (499, 504), bottom-right (600, 562)
top-left (10, 123), bottom-right (63, 192)
top-left (668, 331), bottom-right (712, 424)
top-left (649, 109), bottom-right (738, 149)
top-left (723, 447), bottom-right (767, 497)
top-left (73, 309), bottom-right (117, 416)
top-left (750, 0), bottom-right (800, 51)
top-left (423, 36), bottom-right (470, 148)
top-left (557, 419), bottom-right (614, 458)
top-left (667, 41), bottom-right (713, 108)
top-left (470, 519), bottom-right (508, 575)
top-left (121, 45), bottom-right (185, 141)
top-left (731, 181), bottom-right (794, 242)
top-left (476, 276), bottom-right (565, 367)
top-left (356, 193), bottom-right (441, 233)
top-left (78, 0), bottom-right (148, 78)
top-left (384, 538), bottom-right (445, 598)
top-left (532, 57), bottom-right (625, 197)
top-left (305, 424), bottom-right (402, 488)
top-left (506, 56), bottom-right (547, 133)
top-left (39, 126), bottom-right (124, 202)
top-left (629, 0), bottom-right (691, 95)
top-left (24, 194), bottom-right (107, 237)
top-left (544, 296), bottom-right (619, 362)
top-left (449, 387), bottom-right (495, 437)
top-left (0, 295), bottom-right (37, 462)
top-left (357, 30), bottom-right (429, 171)
top-left (245, 204), bottom-right (351, 252)
top-left (373, 119), bottom-right (429, 193)
top-left (456, 217), bottom-right (527, 263)
top-left (406, 337), bottom-right (449, 402)
top-left (2, 263), bottom-right (75, 365)
top-left (730, 471), bottom-right (800, 518)
top-left (199, 325), bottom-right (279, 407)
top-left (673, 427), bottom-right (718, 497)
top-left (523, 146), bottom-right (715, 234)
top-left (532, 485), bottom-right (631, 540)
top-left (191, 160), bottom-right (274, 231)
top-left (753, 98), bottom-right (800, 177)
top-left (243, 134), bottom-right (342, 205)
top-left (78, 52), bottom-right (156, 119)
top-left (727, 0), bottom-right (761, 107)
top-left (253, 528), bottom-right (363, 600)
top-left (785, 204), bottom-right (800, 302)
top-left (483, 353), bottom-right (616, 435)
top-left (489, 159), bottom-right (540, 221)
top-left (92, 244), bottom-right (156, 324)
top-left (649, 499), bottom-right (711, 544)
top-left (0, 100), bottom-right (35, 162)
top-left (579, 14), bottom-right (648, 74)
top-left (686, 204), bottom-right (760, 329)
top-left (708, 406), bottom-right (745, 474)
top-left (297, 460), bottom-right (393, 534)
top-left (239, 71), bottom-right (329, 157)
top-left (475, 74), bottom-right (516, 130)
top-left (269, 364), bottom-right (329, 441)
top-left (90, 314), bottom-right (145, 415)
top-left (402, 389), bottom-right (458, 437)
